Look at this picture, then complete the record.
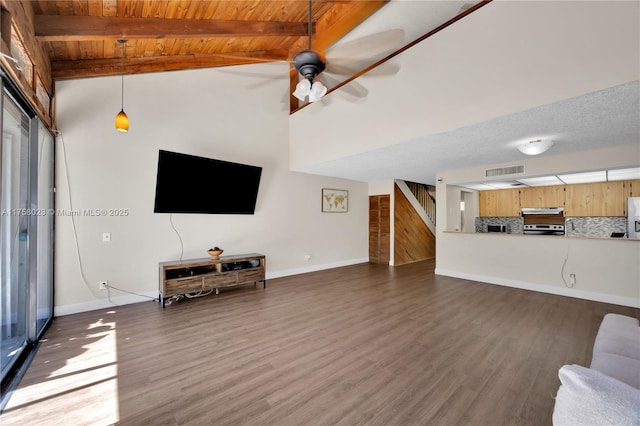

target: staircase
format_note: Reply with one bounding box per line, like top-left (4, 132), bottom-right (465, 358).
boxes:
top-left (393, 182), bottom-right (436, 265)
top-left (405, 181), bottom-right (436, 226)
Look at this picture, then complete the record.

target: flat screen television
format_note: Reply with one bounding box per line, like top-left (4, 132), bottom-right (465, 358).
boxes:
top-left (153, 150), bottom-right (262, 214)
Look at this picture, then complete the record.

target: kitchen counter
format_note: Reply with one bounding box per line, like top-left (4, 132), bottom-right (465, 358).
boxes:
top-left (437, 231), bottom-right (640, 308)
top-left (443, 231), bottom-right (639, 241)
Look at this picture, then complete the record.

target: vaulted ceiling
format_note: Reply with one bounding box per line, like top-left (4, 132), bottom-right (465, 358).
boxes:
top-left (30, 0), bottom-right (388, 80)
top-left (0, 0), bottom-right (484, 123)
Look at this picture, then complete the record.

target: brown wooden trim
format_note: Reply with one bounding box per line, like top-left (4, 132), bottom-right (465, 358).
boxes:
top-left (289, 65), bottom-right (300, 112)
top-left (290, 0), bottom-right (493, 114)
top-left (0, 0), bottom-right (53, 127)
top-left (52, 50), bottom-right (288, 80)
top-left (310, 1), bottom-right (388, 52)
top-left (35, 15), bottom-right (310, 41)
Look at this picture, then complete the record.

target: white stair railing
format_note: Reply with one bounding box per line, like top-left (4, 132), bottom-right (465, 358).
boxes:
top-left (405, 181), bottom-right (436, 226)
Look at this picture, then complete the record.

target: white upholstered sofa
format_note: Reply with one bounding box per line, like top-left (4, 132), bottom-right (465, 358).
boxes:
top-left (552, 313), bottom-right (640, 425)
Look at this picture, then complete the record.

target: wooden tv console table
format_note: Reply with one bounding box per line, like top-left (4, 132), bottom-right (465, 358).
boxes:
top-left (158, 253), bottom-right (266, 308)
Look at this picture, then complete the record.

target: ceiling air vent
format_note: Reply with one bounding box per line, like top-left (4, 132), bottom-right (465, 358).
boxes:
top-left (485, 165), bottom-right (525, 178)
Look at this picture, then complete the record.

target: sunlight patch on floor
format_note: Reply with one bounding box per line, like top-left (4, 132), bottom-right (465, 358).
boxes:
top-left (3, 318), bottom-right (120, 424)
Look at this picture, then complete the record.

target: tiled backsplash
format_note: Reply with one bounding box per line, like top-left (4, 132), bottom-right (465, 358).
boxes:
top-left (476, 216), bottom-right (627, 238)
top-left (475, 217), bottom-right (524, 234)
top-left (565, 217), bottom-right (627, 238)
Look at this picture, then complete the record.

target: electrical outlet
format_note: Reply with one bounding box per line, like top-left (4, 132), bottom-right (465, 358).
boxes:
top-left (99, 280), bottom-right (108, 290)
top-left (569, 274), bottom-right (576, 285)
top-left (304, 254), bottom-right (311, 261)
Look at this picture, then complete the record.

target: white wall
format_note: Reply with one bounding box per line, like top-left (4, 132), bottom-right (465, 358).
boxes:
top-left (54, 64), bottom-right (368, 315)
top-left (436, 233), bottom-right (640, 308)
top-left (435, 145), bottom-right (640, 308)
top-left (290, 1), bottom-right (640, 171)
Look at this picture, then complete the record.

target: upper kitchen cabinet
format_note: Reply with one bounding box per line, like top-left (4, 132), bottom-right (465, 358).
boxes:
top-left (479, 188), bottom-right (520, 217)
top-left (519, 185), bottom-right (565, 208)
top-left (565, 181), bottom-right (625, 216)
top-left (627, 180), bottom-right (640, 198)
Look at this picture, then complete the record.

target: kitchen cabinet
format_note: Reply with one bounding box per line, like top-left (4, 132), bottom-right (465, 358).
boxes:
top-left (519, 185), bottom-right (565, 208)
top-left (627, 180), bottom-right (640, 198)
top-left (479, 188), bottom-right (520, 217)
top-left (565, 181), bottom-right (625, 216)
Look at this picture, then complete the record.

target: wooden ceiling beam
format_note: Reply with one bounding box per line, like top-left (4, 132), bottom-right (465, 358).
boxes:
top-left (35, 15), bottom-right (311, 41)
top-left (311, 0), bottom-right (388, 51)
top-left (52, 50), bottom-right (288, 80)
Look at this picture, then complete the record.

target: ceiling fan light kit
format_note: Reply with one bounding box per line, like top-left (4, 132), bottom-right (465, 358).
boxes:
top-left (293, 49), bottom-right (328, 102)
top-left (517, 139), bottom-right (554, 155)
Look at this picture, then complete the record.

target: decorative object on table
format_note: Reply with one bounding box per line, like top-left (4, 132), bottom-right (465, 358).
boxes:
top-left (322, 188), bottom-right (348, 213)
top-left (207, 247), bottom-right (224, 259)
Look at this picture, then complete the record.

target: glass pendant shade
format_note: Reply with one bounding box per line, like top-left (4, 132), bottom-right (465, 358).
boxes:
top-left (293, 79), bottom-right (311, 101)
top-left (308, 81), bottom-right (327, 102)
top-left (115, 109), bottom-right (129, 132)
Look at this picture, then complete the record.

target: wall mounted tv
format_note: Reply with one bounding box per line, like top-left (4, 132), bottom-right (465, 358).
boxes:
top-left (153, 150), bottom-right (262, 214)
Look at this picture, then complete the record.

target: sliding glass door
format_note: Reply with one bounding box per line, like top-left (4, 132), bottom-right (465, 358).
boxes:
top-left (0, 92), bottom-right (31, 381)
top-left (0, 82), bottom-right (54, 398)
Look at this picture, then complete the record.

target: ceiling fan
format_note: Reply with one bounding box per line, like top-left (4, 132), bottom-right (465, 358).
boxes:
top-left (217, 0), bottom-right (404, 107)
top-left (290, 0), bottom-right (404, 104)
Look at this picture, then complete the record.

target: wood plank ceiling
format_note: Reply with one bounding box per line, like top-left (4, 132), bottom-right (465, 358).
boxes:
top-left (31, 0), bottom-right (388, 82)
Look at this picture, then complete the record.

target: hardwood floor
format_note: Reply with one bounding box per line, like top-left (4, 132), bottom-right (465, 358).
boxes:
top-left (2, 260), bottom-right (638, 425)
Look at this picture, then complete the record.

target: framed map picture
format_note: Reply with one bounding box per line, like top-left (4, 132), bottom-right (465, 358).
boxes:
top-left (322, 188), bottom-right (348, 213)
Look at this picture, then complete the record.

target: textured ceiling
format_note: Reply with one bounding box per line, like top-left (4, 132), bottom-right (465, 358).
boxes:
top-left (299, 80), bottom-right (640, 185)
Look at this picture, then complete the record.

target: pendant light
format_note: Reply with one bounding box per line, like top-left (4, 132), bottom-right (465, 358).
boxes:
top-left (115, 39), bottom-right (129, 132)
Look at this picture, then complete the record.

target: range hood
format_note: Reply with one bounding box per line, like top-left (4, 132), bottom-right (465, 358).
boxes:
top-left (521, 207), bottom-right (564, 215)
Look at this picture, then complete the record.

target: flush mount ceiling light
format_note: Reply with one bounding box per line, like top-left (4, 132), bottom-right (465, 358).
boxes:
top-left (115, 39), bottom-right (129, 132)
top-left (517, 139), bottom-right (554, 155)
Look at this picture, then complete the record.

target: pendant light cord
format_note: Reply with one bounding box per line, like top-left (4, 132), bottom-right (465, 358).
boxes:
top-left (121, 42), bottom-right (125, 110)
top-left (120, 74), bottom-right (124, 110)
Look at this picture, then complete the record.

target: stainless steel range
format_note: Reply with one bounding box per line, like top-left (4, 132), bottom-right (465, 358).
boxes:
top-left (523, 224), bottom-right (565, 235)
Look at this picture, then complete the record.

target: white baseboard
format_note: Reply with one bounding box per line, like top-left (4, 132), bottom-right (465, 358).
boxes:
top-left (55, 291), bottom-right (159, 317)
top-left (266, 257), bottom-right (369, 279)
top-left (435, 268), bottom-right (640, 308)
top-left (55, 258), bottom-right (369, 316)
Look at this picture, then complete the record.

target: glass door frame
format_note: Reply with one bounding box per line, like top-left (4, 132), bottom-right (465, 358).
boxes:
top-left (0, 73), bottom-right (55, 408)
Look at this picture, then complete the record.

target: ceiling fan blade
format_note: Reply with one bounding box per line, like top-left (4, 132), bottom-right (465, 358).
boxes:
top-left (216, 67), bottom-right (281, 79)
top-left (320, 72), bottom-right (368, 103)
top-left (324, 28), bottom-right (405, 61)
top-left (325, 60), bottom-right (400, 78)
top-left (215, 63), bottom-right (288, 89)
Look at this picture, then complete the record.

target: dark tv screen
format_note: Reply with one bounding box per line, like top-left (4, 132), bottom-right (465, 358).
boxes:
top-left (153, 150), bottom-right (262, 214)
